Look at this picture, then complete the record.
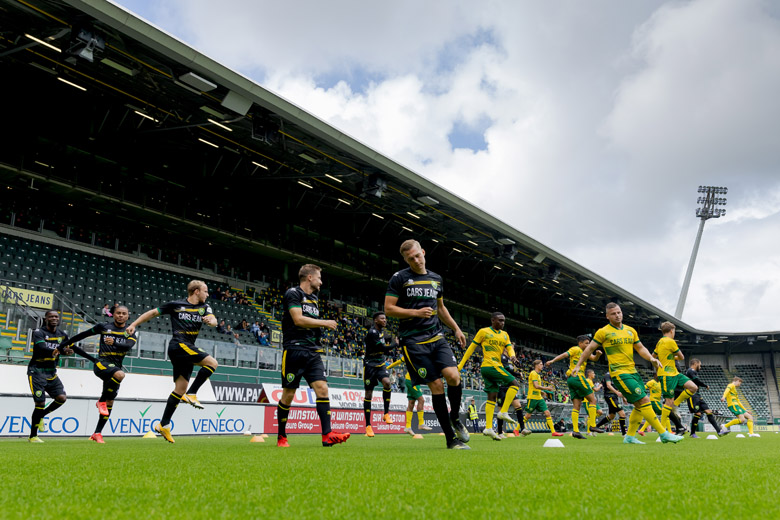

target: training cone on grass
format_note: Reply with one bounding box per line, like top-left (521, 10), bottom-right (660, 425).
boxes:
top-left (656, 436), bottom-right (662, 443)
top-left (412, 434), bottom-right (424, 439)
top-left (608, 432), bottom-right (614, 436)
top-left (439, 432), bottom-right (445, 436)
top-left (143, 431), bottom-right (156, 439)
top-left (707, 434), bottom-right (718, 440)
top-left (250, 435), bottom-right (265, 443)
top-left (736, 434), bottom-right (746, 438)
top-left (505, 432), bottom-right (515, 438)
top-left (543, 439), bottom-right (564, 448)
top-left (261, 434), bottom-right (269, 438)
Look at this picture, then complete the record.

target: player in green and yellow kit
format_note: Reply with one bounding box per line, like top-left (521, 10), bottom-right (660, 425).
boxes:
top-left (637, 378), bottom-right (663, 435)
top-left (458, 312), bottom-right (520, 440)
top-left (546, 335), bottom-right (604, 439)
top-left (521, 359), bottom-right (563, 437)
top-left (721, 377), bottom-right (758, 437)
top-left (653, 322), bottom-right (697, 432)
top-left (571, 303), bottom-right (683, 444)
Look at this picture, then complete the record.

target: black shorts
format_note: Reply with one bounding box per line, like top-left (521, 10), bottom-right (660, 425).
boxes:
top-left (363, 364), bottom-right (390, 390)
top-left (93, 359), bottom-right (123, 381)
top-left (687, 394), bottom-right (711, 414)
top-left (605, 395), bottom-right (622, 414)
top-left (168, 340), bottom-right (209, 382)
top-left (497, 386), bottom-right (508, 405)
top-left (281, 349), bottom-right (327, 389)
top-left (401, 336), bottom-right (457, 386)
top-left (27, 367), bottom-right (65, 403)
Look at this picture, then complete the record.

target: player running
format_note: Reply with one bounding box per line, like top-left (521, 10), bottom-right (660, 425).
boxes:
top-left (58, 305), bottom-right (138, 443)
top-left (653, 322), bottom-right (697, 433)
top-left (594, 371), bottom-right (627, 436)
top-left (546, 335), bottom-right (604, 439)
top-left (126, 280), bottom-right (218, 443)
top-left (683, 358), bottom-right (728, 437)
top-left (521, 359), bottom-right (563, 437)
top-left (571, 303), bottom-right (683, 444)
top-left (362, 312), bottom-right (396, 437)
top-left (275, 264), bottom-right (349, 448)
top-left (720, 377), bottom-right (758, 437)
top-left (385, 240), bottom-right (469, 450)
top-left (495, 352), bottom-right (527, 438)
top-left (457, 312), bottom-right (521, 440)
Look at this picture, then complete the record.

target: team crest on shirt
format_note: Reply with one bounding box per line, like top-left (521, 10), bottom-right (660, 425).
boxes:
top-left (286, 373), bottom-right (294, 382)
top-left (418, 368), bottom-right (427, 378)
top-left (35, 390), bottom-right (42, 398)
top-left (198, 308), bottom-right (205, 316)
top-left (635, 388), bottom-right (641, 394)
top-left (430, 281), bottom-right (440, 291)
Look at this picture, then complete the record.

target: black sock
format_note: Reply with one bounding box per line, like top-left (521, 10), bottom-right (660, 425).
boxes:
top-left (447, 383), bottom-right (462, 423)
top-left (316, 399), bottom-right (332, 435)
top-left (432, 393), bottom-right (455, 441)
top-left (706, 412), bottom-right (720, 431)
top-left (691, 414), bottom-right (700, 432)
top-left (100, 377), bottom-right (121, 402)
top-left (515, 409), bottom-right (525, 430)
top-left (95, 406), bottom-right (112, 434)
top-left (596, 416), bottom-right (610, 428)
top-left (670, 413), bottom-right (683, 431)
top-left (618, 416), bottom-right (626, 435)
top-left (29, 405), bottom-right (45, 438)
top-left (383, 389), bottom-right (392, 415)
top-left (44, 400), bottom-right (64, 416)
top-left (363, 398), bottom-right (372, 426)
top-left (277, 403), bottom-right (290, 438)
top-left (187, 366), bottom-right (215, 395)
top-left (161, 392), bottom-right (182, 426)
top-left (496, 419), bottom-right (504, 434)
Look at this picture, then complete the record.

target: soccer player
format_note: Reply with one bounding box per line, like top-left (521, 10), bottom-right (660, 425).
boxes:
top-left (362, 312), bottom-right (396, 437)
top-left (495, 352), bottom-right (527, 438)
top-left (275, 264), bottom-right (349, 447)
top-left (467, 397), bottom-right (480, 434)
top-left (458, 312), bottom-right (521, 440)
top-left (684, 358), bottom-right (727, 437)
top-left (571, 303), bottom-right (683, 444)
top-left (126, 280), bottom-right (218, 443)
top-left (385, 239), bottom-right (470, 450)
top-left (653, 322), bottom-right (697, 433)
top-left (521, 359), bottom-right (564, 437)
top-left (27, 310), bottom-right (72, 443)
top-left (594, 371), bottom-right (627, 435)
top-left (720, 377), bottom-right (758, 437)
top-left (637, 377), bottom-right (663, 435)
top-left (57, 305), bottom-right (138, 443)
top-left (546, 335), bottom-right (604, 439)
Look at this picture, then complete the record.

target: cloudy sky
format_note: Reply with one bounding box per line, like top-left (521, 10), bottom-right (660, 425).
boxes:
top-left (115, 0), bottom-right (780, 333)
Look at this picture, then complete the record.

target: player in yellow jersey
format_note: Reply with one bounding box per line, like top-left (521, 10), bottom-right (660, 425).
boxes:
top-left (388, 360), bottom-right (432, 435)
top-left (571, 303), bottom-right (683, 444)
top-left (521, 359), bottom-right (563, 437)
top-left (720, 377), bottom-right (758, 437)
top-left (546, 335), bottom-right (604, 439)
top-left (652, 322), bottom-right (697, 432)
top-left (637, 377), bottom-right (663, 435)
top-left (458, 312), bottom-right (521, 440)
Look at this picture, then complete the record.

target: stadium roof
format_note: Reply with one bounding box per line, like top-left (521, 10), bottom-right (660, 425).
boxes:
top-left (1, 0), bottom-right (777, 352)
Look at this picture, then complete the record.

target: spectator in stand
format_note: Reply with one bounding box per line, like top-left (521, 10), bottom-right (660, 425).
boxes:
top-left (249, 320), bottom-right (260, 337)
top-left (212, 287), bottom-right (224, 301)
top-left (217, 319), bottom-right (229, 335)
top-left (101, 304), bottom-right (112, 318)
top-left (259, 321), bottom-right (270, 335)
top-left (236, 319), bottom-right (250, 333)
top-left (258, 332), bottom-right (270, 346)
top-left (109, 302), bottom-right (118, 315)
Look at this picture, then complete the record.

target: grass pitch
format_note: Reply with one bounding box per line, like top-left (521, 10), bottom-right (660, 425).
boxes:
top-left (2, 431), bottom-right (779, 519)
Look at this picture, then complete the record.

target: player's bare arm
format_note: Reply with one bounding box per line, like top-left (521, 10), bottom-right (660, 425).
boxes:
top-left (125, 308), bottom-right (160, 335)
top-left (383, 295), bottom-right (432, 319)
top-left (289, 307), bottom-right (337, 330)
top-left (436, 299), bottom-right (465, 347)
top-left (571, 340), bottom-right (598, 375)
top-left (546, 351), bottom-right (569, 367)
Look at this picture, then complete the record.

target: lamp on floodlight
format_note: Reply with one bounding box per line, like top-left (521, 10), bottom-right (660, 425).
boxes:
top-left (675, 185), bottom-right (728, 319)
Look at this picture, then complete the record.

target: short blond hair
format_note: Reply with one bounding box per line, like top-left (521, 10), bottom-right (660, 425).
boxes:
top-left (660, 321), bottom-right (675, 333)
top-left (298, 264), bottom-right (321, 281)
top-left (399, 239), bottom-right (421, 256)
top-left (187, 280), bottom-right (206, 295)
top-left (606, 302), bottom-right (619, 312)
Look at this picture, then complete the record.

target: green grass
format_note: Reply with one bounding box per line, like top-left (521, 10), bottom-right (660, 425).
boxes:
top-left (1, 432), bottom-right (779, 519)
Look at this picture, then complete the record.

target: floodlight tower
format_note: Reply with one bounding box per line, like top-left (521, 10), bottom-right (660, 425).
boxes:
top-left (674, 186), bottom-right (728, 319)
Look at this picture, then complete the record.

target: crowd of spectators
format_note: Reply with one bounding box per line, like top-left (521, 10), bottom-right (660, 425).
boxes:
top-left (211, 286), bottom-right (251, 306)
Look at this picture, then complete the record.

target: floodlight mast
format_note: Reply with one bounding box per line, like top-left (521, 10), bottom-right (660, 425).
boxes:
top-left (674, 186), bottom-right (728, 319)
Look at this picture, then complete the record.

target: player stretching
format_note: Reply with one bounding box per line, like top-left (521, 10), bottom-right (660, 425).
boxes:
top-left (362, 312), bottom-right (396, 437)
top-left (637, 377), bottom-right (664, 435)
top-left (127, 280), bottom-right (218, 443)
top-left (721, 377), bottom-right (758, 437)
top-left (458, 312), bottom-right (521, 440)
top-left (521, 359), bottom-right (563, 437)
top-left (388, 359), bottom-right (433, 435)
top-left (385, 239), bottom-right (470, 450)
top-left (276, 264), bottom-right (349, 448)
top-left (546, 335), bottom-right (604, 439)
top-left (653, 322), bottom-right (697, 433)
top-left (594, 372), bottom-right (627, 436)
top-left (58, 305), bottom-right (137, 443)
top-left (684, 358), bottom-right (728, 437)
top-left (572, 303), bottom-right (683, 444)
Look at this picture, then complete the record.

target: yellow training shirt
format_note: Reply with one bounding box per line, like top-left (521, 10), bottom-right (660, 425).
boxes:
top-left (458, 327), bottom-right (514, 370)
top-left (654, 336), bottom-right (680, 377)
top-left (593, 323), bottom-right (640, 377)
top-left (645, 379), bottom-right (662, 402)
top-left (528, 370), bottom-right (543, 400)
top-left (566, 346), bottom-right (587, 377)
top-left (723, 383), bottom-right (741, 407)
